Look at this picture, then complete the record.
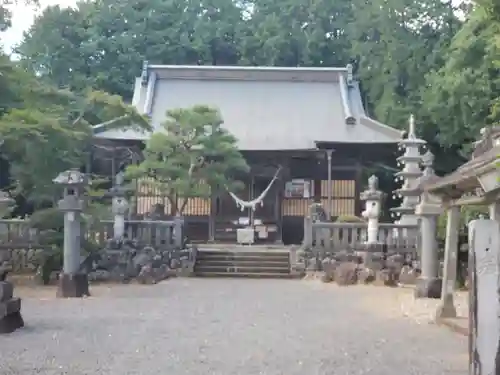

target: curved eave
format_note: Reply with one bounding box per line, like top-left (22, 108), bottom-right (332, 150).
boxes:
top-left (358, 117), bottom-right (404, 143)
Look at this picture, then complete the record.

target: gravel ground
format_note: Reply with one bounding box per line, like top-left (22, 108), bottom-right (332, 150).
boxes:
top-left (1, 279), bottom-right (467, 375)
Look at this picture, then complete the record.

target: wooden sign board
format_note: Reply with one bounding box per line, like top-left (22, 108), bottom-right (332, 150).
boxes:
top-left (468, 218), bottom-right (500, 375)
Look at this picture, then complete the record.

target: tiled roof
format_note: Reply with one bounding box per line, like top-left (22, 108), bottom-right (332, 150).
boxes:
top-left (94, 64), bottom-right (403, 150)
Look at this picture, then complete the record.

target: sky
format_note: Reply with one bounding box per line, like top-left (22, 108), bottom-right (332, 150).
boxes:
top-left (1, 0), bottom-right (77, 52)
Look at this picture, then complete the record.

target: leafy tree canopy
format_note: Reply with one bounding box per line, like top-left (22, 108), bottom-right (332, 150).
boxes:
top-left (126, 105), bottom-right (248, 216)
top-left (0, 60), bottom-right (150, 206)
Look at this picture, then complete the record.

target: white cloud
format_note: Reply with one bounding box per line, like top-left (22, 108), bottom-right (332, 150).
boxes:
top-left (1, 0), bottom-right (77, 52)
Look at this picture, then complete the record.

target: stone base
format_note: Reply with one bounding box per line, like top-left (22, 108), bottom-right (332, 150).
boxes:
top-left (435, 293), bottom-right (457, 319)
top-left (414, 277), bottom-right (442, 299)
top-left (57, 273), bottom-right (90, 298)
top-left (0, 297), bottom-right (24, 334)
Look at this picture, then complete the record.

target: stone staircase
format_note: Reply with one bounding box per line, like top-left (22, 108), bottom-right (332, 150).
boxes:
top-left (194, 246), bottom-right (296, 278)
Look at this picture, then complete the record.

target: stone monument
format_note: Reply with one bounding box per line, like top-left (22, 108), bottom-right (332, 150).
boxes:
top-left (391, 115), bottom-right (426, 225)
top-left (414, 151), bottom-right (442, 298)
top-left (53, 169), bottom-right (90, 298)
top-left (0, 191), bottom-right (23, 333)
top-left (467, 218), bottom-right (500, 375)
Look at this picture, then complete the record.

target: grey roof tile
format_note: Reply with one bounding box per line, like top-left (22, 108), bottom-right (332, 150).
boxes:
top-left (94, 65), bottom-right (403, 149)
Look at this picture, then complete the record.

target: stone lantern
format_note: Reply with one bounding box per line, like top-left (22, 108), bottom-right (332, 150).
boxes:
top-left (391, 115), bottom-right (426, 225)
top-left (110, 170), bottom-right (130, 240)
top-left (53, 169), bottom-right (90, 298)
top-left (360, 175), bottom-right (384, 245)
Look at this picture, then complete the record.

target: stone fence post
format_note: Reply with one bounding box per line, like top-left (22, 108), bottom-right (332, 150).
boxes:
top-left (173, 216), bottom-right (184, 248)
top-left (303, 216), bottom-right (313, 249)
top-left (467, 218), bottom-right (500, 375)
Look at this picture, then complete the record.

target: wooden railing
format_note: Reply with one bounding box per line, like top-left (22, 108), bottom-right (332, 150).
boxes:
top-left (303, 218), bottom-right (420, 255)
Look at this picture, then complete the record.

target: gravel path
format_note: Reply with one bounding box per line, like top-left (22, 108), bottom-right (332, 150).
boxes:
top-left (2, 279), bottom-right (467, 375)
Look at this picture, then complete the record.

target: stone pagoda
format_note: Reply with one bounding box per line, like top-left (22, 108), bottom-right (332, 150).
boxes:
top-left (391, 115), bottom-right (427, 225)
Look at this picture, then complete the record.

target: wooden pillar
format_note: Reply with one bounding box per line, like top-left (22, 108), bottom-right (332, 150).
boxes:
top-left (249, 174), bottom-right (255, 227)
top-left (208, 189), bottom-right (217, 242)
top-left (467, 218), bottom-right (500, 375)
top-left (436, 205), bottom-right (460, 318)
top-left (131, 152), bottom-right (139, 218)
top-left (85, 146), bottom-right (92, 176)
top-left (354, 163), bottom-right (363, 216)
top-left (326, 150), bottom-right (333, 219)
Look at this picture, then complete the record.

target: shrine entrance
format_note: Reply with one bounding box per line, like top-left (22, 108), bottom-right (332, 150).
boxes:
top-left (214, 163), bottom-right (283, 244)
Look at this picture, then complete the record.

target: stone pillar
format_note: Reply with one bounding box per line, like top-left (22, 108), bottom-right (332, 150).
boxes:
top-left (436, 205), bottom-right (460, 318)
top-left (53, 169), bottom-right (90, 298)
top-left (414, 163), bottom-right (443, 299)
top-left (303, 216), bottom-right (313, 249)
top-left (414, 214), bottom-right (442, 298)
top-left (488, 201), bottom-right (500, 221)
top-left (360, 175), bottom-right (384, 244)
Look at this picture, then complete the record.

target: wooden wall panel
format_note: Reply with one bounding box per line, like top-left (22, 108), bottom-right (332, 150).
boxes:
top-left (136, 178), bottom-right (210, 216)
top-left (282, 199), bottom-right (313, 216)
top-left (319, 198), bottom-right (355, 217)
top-left (320, 180), bottom-right (355, 198)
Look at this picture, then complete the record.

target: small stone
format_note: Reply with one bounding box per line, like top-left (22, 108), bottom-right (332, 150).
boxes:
top-left (88, 270), bottom-right (112, 282)
top-left (357, 267), bottom-right (376, 284)
top-left (374, 268), bottom-right (398, 287)
top-left (334, 262), bottom-right (358, 286)
top-left (137, 264), bottom-right (157, 285)
top-left (399, 266), bottom-right (420, 285)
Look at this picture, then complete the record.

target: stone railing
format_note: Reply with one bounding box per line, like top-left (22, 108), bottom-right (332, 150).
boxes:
top-left (85, 219), bottom-right (184, 249)
top-left (303, 219), bottom-right (420, 255)
top-left (0, 218), bottom-right (186, 274)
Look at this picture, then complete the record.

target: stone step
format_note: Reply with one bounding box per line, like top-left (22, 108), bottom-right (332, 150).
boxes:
top-left (196, 252), bottom-right (290, 262)
top-left (197, 250), bottom-right (289, 258)
top-left (197, 260), bottom-right (290, 268)
top-left (194, 249), bottom-right (292, 278)
top-left (194, 272), bottom-right (297, 279)
top-left (195, 265), bottom-right (290, 274)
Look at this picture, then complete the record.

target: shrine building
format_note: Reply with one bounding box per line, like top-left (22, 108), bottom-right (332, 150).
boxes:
top-left (92, 63), bottom-right (403, 244)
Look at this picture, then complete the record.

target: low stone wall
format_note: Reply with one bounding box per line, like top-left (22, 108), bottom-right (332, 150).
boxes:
top-left (297, 248), bottom-right (421, 287)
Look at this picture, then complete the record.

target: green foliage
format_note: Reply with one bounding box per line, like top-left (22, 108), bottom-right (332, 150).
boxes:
top-left (422, 8), bottom-right (500, 156)
top-left (436, 205), bottom-right (488, 241)
top-left (0, 61), bottom-right (150, 206)
top-left (10, 0), bottom-right (500, 177)
top-left (127, 105), bottom-right (248, 215)
top-left (335, 215), bottom-right (365, 223)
